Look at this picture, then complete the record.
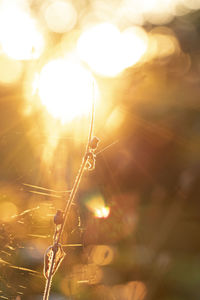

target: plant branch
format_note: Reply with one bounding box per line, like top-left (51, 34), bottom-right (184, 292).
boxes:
top-left (43, 87), bottom-right (96, 300)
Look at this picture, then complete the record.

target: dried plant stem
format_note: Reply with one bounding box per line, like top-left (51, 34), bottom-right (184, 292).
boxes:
top-left (43, 94), bottom-right (95, 300)
top-left (43, 250), bottom-right (56, 300)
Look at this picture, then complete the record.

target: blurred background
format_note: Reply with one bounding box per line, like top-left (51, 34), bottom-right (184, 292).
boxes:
top-left (0, 0), bottom-right (200, 299)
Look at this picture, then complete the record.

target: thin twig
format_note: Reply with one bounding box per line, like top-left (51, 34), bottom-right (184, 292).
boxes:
top-left (43, 86), bottom-right (96, 300)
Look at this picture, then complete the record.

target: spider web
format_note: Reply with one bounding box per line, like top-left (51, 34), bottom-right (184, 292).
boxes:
top-left (0, 187), bottom-right (83, 299)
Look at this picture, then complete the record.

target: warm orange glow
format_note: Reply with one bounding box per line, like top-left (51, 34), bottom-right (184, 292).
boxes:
top-left (0, 201), bottom-right (18, 222)
top-left (0, 55), bottom-right (23, 84)
top-left (37, 57), bottom-right (97, 123)
top-left (43, 0), bottom-right (77, 33)
top-left (111, 281), bottom-right (147, 300)
top-left (105, 107), bottom-right (125, 132)
top-left (0, 2), bottom-right (44, 60)
top-left (77, 23), bottom-right (148, 77)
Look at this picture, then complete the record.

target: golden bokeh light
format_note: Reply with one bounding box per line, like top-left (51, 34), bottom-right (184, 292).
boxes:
top-left (0, 201), bottom-right (18, 222)
top-left (61, 264), bottom-right (103, 296)
top-left (77, 23), bottom-right (148, 77)
top-left (72, 264), bottom-right (103, 285)
top-left (170, 0), bottom-right (191, 16)
top-left (88, 245), bottom-right (115, 265)
top-left (143, 0), bottom-right (173, 25)
top-left (77, 23), bottom-right (123, 77)
top-left (115, 0), bottom-right (145, 26)
top-left (112, 281), bottom-right (147, 300)
top-left (95, 206), bottom-right (110, 219)
top-left (38, 57), bottom-right (97, 123)
top-left (147, 31), bottom-right (179, 61)
top-left (118, 0), bottom-right (196, 25)
top-left (0, 2), bottom-right (44, 60)
top-left (140, 0), bottom-right (172, 13)
top-left (79, 0), bottom-right (200, 32)
top-left (0, 55), bottom-right (23, 84)
top-left (182, 0), bottom-right (200, 10)
top-left (121, 26), bottom-right (148, 69)
top-left (43, 0), bottom-right (77, 33)
top-left (85, 194), bottom-right (110, 219)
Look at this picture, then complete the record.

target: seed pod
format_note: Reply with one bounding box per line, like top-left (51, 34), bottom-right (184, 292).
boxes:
top-left (54, 210), bottom-right (64, 225)
top-left (43, 244), bottom-right (65, 279)
top-left (85, 152), bottom-right (96, 171)
top-left (89, 136), bottom-right (100, 150)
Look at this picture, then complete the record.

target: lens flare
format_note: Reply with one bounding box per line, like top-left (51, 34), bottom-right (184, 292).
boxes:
top-left (0, 3), bottom-right (44, 60)
top-left (38, 58), bottom-right (97, 123)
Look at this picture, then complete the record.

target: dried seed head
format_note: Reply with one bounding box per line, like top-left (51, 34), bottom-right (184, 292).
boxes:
top-left (89, 136), bottom-right (100, 150)
top-left (44, 244), bottom-right (65, 279)
top-left (54, 210), bottom-right (64, 225)
top-left (85, 151), bottom-right (96, 171)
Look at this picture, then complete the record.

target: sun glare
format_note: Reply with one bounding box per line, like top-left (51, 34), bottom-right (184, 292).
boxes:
top-left (0, 3), bottom-right (44, 60)
top-left (77, 23), bottom-right (148, 77)
top-left (38, 58), bottom-right (96, 123)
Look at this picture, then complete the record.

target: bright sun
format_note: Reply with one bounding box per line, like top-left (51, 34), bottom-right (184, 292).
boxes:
top-left (38, 58), bottom-right (96, 123)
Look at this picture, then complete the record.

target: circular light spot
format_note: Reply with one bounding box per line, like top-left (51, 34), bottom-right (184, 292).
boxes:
top-left (44, 0), bottom-right (77, 33)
